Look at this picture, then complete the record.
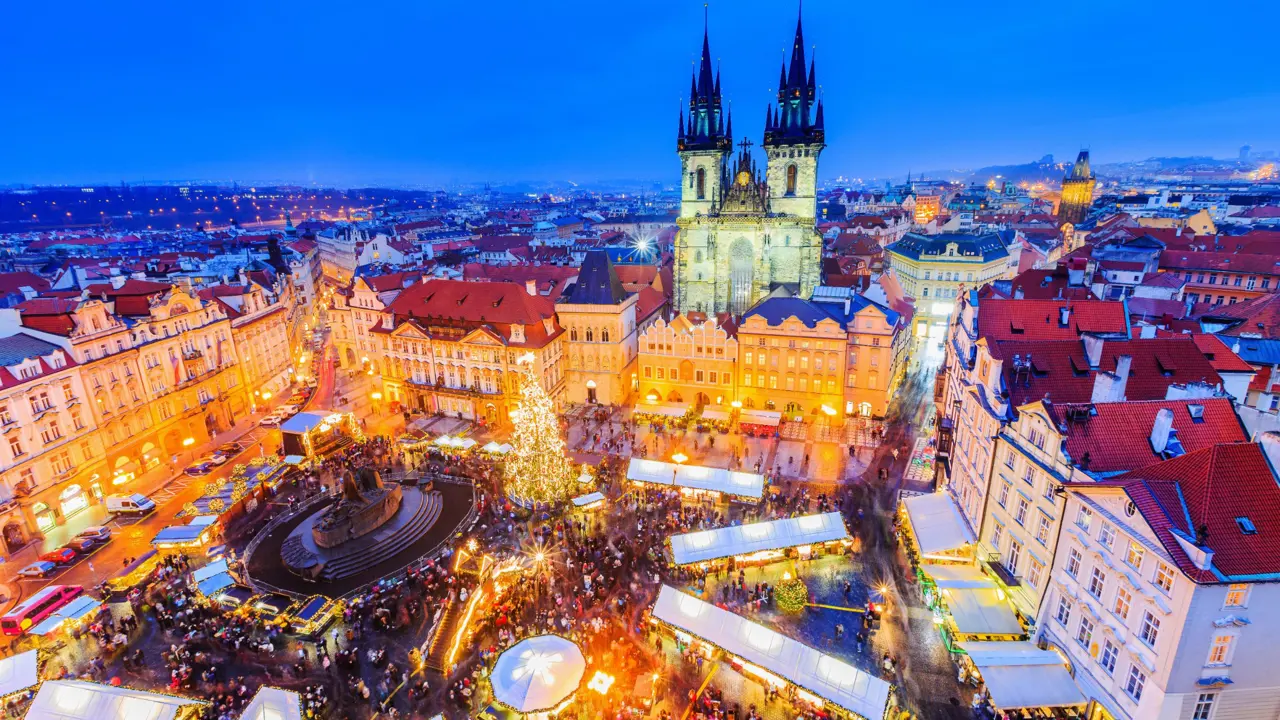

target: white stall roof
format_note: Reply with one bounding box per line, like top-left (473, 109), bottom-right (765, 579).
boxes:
top-left (675, 465), bottom-right (765, 500)
top-left (670, 512), bottom-right (850, 566)
top-left (627, 458), bottom-right (677, 484)
top-left (490, 635), bottom-right (586, 713)
top-left (738, 410), bottom-right (782, 426)
top-left (700, 408), bottom-right (731, 422)
top-left (152, 525), bottom-right (206, 544)
top-left (652, 586), bottom-right (890, 720)
top-left (571, 492), bottom-right (605, 507)
top-left (957, 641), bottom-right (1086, 710)
top-left (240, 687), bottom-right (302, 720)
top-left (945, 587), bottom-right (1022, 636)
top-left (635, 403), bottom-right (689, 418)
top-left (923, 564), bottom-right (994, 589)
top-left (0, 649), bottom-right (38, 697)
top-left (26, 680), bottom-right (208, 720)
top-left (192, 559), bottom-right (229, 584)
top-left (280, 412), bottom-right (329, 434)
top-left (196, 573), bottom-right (236, 598)
top-left (900, 492), bottom-right (975, 555)
top-left (30, 596), bottom-right (103, 636)
top-left (187, 515), bottom-right (219, 528)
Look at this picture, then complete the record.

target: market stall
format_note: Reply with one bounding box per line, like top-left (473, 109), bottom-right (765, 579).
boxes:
top-left (280, 411), bottom-right (363, 459)
top-left (0, 650), bottom-right (39, 699)
top-left (668, 512), bottom-right (851, 568)
top-left (919, 565), bottom-right (1024, 650)
top-left (151, 520), bottom-right (219, 556)
top-left (898, 492), bottom-right (975, 567)
top-left (193, 559), bottom-right (237, 598)
top-left (625, 458), bottom-right (765, 505)
top-left (633, 402), bottom-right (691, 430)
top-left (25, 680), bottom-right (208, 720)
top-left (956, 641), bottom-right (1087, 719)
top-left (650, 586), bottom-right (890, 720)
top-left (490, 635), bottom-right (586, 716)
top-left (240, 687), bottom-right (303, 720)
top-left (738, 409), bottom-right (781, 438)
top-left (696, 407), bottom-right (732, 433)
top-left (570, 492), bottom-right (606, 512)
top-left (29, 596), bottom-right (105, 637)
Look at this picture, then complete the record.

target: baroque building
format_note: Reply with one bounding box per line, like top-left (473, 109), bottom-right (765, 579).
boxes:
top-left (673, 15), bottom-right (824, 316)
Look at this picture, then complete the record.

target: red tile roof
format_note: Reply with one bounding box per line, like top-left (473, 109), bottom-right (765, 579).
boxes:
top-left (977, 299), bottom-right (1129, 342)
top-left (1050, 398), bottom-right (1246, 474)
top-left (1190, 334), bottom-right (1256, 373)
top-left (1200, 293), bottom-right (1280, 339)
top-left (384, 279), bottom-right (562, 348)
top-left (0, 272), bottom-right (50, 296)
top-left (1160, 251), bottom-right (1280, 275)
top-left (993, 336), bottom-right (1225, 406)
top-left (1101, 443), bottom-right (1280, 582)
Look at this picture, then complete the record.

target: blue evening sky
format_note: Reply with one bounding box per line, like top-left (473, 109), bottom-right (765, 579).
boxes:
top-left (3, 0), bottom-right (1278, 186)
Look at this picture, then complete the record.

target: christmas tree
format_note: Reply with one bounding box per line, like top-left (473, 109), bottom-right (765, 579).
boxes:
top-left (504, 354), bottom-right (576, 505)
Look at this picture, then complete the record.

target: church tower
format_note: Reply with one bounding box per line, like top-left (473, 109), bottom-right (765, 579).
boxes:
top-left (677, 18), bottom-right (731, 220)
top-left (1057, 150), bottom-right (1096, 228)
top-left (763, 13), bottom-right (824, 218)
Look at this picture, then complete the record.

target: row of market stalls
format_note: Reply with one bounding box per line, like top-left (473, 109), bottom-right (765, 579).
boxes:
top-left (651, 586), bottom-right (891, 720)
top-left (11, 670), bottom-right (304, 720)
top-left (626, 458), bottom-right (766, 505)
top-left (897, 492), bottom-right (1088, 718)
top-left (632, 401), bottom-right (782, 436)
top-left (667, 511), bottom-right (851, 568)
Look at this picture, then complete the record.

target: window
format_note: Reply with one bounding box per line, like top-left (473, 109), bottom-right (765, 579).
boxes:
top-left (8, 437), bottom-right (23, 459)
top-left (1193, 694), bottom-right (1215, 720)
top-left (997, 482), bottom-right (1011, 508)
top-left (1224, 584), bottom-right (1249, 608)
top-left (1055, 596), bottom-right (1072, 625)
top-left (656, 368), bottom-right (664, 379)
top-left (1126, 542), bottom-right (1145, 570)
top-left (1125, 665), bottom-right (1146, 701)
top-left (1099, 639), bottom-right (1119, 674)
top-left (695, 168), bottom-right (706, 199)
top-left (1021, 466), bottom-right (1034, 485)
top-left (1014, 496), bottom-right (1029, 525)
top-left (1066, 548), bottom-right (1082, 578)
top-left (1027, 557), bottom-right (1044, 588)
top-left (1035, 514), bottom-right (1051, 546)
top-left (1113, 586), bottom-right (1132, 620)
top-left (742, 373), bottom-right (751, 387)
top-left (1099, 521), bottom-right (1116, 550)
top-left (1088, 567), bottom-right (1107, 598)
top-left (1076, 615), bottom-right (1094, 649)
top-left (785, 164), bottom-right (797, 195)
top-left (1208, 635), bottom-right (1233, 666)
top-left (1076, 506), bottom-right (1094, 532)
top-left (991, 523), bottom-right (1004, 549)
top-left (1140, 610), bottom-right (1160, 647)
top-left (1007, 540), bottom-right (1022, 573)
top-left (643, 366), bottom-right (652, 379)
top-left (1154, 562), bottom-right (1175, 593)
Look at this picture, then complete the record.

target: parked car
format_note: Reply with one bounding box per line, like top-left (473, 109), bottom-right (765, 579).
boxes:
top-left (184, 462), bottom-right (213, 476)
top-left (218, 442), bottom-right (245, 456)
top-left (64, 538), bottom-right (96, 553)
top-left (207, 452), bottom-right (229, 466)
top-left (17, 561), bottom-right (57, 578)
top-left (40, 548), bottom-right (76, 565)
top-left (278, 405), bottom-right (300, 416)
top-left (259, 415), bottom-right (282, 428)
top-left (75, 526), bottom-right (111, 544)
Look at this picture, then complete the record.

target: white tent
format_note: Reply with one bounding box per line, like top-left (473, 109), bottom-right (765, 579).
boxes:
top-left (669, 512), bottom-right (850, 566)
top-left (675, 465), bottom-right (765, 501)
top-left (957, 641), bottom-right (1086, 710)
top-left (652, 586), bottom-right (890, 720)
top-left (700, 408), bottom-right (731, 422)
top-left (634, 403), bottom-right (688, 418)
top-left (433, 435), bottom-right (454, 446)
top-left (0, 649), bottom-right (38, 697)
top-left (240, 687), bottom-right (302, 720)
top-left (900, 492), bottom-right (975, 557)
top-left (490, 635), bottom-right (586, 713)
top-left (626, 458), bottom-right (677, 485)
top-left (738, 409), bottom-right (782, 427)
top-left (197, 573), bottom-right (237, 598)
top-left (481, 441), bottom-right (503, 454)
top-left (926, 565), bottom-right (1022, 636)
top-left (571, 492), bottom-right (605, 508)
top-left (25, 680), bottom-right (208, 720)
top-left (192, 559), bottom-right (229, 584)
top-left (29, 597), bottom-right (103, 636)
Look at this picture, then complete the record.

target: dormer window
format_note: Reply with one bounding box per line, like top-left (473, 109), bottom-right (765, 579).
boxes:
top-left (511, 325), bottom-right (525, 343)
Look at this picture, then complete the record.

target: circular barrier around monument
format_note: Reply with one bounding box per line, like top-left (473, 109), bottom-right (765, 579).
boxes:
top-left (244, 481), bottom-right (476, 598)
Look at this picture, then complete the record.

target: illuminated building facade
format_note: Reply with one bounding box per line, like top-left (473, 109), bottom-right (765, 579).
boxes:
top-left (637, 314), bottom-right (739, 407)
top-left (1057, 150), bottom-right (1096, 229)
top-left (884, 232), bottom-right (1016, 322)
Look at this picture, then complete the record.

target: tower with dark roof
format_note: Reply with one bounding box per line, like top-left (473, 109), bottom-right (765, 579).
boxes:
top-left (1058, 150), bottom-right (1096, 229)
top-left (763, 10), bottom-right (825, 219)
top-left (556, 250), bottom-right (639, 406)
top-left (677, 13), bottom-right (732, 220)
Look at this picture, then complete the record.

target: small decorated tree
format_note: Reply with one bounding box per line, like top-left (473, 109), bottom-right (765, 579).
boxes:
top-left (775, 573), bottom-right (809, 614)
top-left (503, 354), bottom-right (576, 506)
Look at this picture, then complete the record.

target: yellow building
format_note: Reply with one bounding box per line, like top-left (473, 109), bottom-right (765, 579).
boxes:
top-left (884, 232), bottom-right (1017, 325)
top-left (736, 298), bottom-right (847, 421)
top-left (555, 252), bottom-right (643, 406)
top-left (637, 314), bottom-right (738, 408)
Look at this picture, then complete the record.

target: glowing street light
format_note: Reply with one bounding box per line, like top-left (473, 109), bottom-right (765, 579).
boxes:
top-left (671, 452), bottom-right (688, 465)
top-left (182, 437), bottom-right (195, 448)
top-left (587, 671), bottom-right (615, 695)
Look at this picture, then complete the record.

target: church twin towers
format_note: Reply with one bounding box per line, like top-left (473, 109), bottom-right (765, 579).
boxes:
top-left (674, 11), bottom-right (825, 316)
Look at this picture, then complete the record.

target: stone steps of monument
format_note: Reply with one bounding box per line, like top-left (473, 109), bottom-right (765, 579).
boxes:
top-left (318, 490), bottom-right (443, 581)
top-left (424, 598), bottom-right (461, 672)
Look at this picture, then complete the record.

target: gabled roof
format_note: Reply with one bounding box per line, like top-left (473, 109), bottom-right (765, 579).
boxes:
top-left (1050, 398), bottom-right (1246, 475)
top-left (1104, 442), bottom-right (1280, 582)
top-left (743, 297), bottom-right (837, 329)
top-left (562, 250), bottom-right (627, 305)
top-left (1201, 292), bottom-right (1280, 339)
top-left (0, 272), bottom-right (50, 296)
top-left (1160, 250), bottom-right (1280, 275)
top-left (384, 279), bottom-right (561, 348)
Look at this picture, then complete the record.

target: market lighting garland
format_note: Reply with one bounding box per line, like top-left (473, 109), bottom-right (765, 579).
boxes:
top-left (503, 354), bottom-right (576, 506)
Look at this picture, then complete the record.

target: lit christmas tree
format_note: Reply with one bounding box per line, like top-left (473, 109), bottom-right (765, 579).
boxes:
top-left (504, 354), bottom-right (576, 505)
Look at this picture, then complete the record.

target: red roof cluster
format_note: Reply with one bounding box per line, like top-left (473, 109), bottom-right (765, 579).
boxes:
top-left (976, 299), bottom-right (1128, 342)
top-left (384, 279), bottom-right (562, 349)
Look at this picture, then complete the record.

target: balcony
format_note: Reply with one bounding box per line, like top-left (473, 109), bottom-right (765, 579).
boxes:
top-left (182, 348), bottom-right (204, 361)
top-left (406, 377), bottom-right (501, 397)
top-left (985, 555), bottom-right (1021, 588)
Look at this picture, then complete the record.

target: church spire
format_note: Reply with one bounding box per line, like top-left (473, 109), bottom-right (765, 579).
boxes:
top-left (764, 3), bottom-right (823, 148)
top-left (678, 6), bottom-right (729, 152)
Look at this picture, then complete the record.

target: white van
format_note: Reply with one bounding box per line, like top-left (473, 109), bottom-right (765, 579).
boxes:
top-left (106, 493), bottom-right (156, 515)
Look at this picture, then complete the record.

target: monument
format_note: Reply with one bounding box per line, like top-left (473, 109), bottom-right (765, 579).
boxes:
top-left (311, 468), bottom-right (402, 548)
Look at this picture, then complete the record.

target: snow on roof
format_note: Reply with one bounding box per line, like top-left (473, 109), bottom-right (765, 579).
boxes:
top-left (669, 512), bottom-right (850, 566)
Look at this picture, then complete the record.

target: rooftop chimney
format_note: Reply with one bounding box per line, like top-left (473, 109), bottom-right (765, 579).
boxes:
top-left (1150, 407), bottom-right (1175, 455)
top-left (110, 275), bottom-right (127, 290)
top-left (526, 279), bottom-right (538, 296)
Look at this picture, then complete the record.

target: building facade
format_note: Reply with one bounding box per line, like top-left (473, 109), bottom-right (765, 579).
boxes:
top-left (556, 252), bottom-right (640, 406)
top-left (884, 232), bottom-right (1017, 323)
top-left (638, 314), bottom-right (739, 408)
top-left (1058, 150), bottom-right (1097, 229)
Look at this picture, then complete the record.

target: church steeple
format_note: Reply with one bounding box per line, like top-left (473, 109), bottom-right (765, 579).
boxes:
top-left (764, 6), bottom-right (822, 148)
top-left (678, 10), bottom-right (730, 152)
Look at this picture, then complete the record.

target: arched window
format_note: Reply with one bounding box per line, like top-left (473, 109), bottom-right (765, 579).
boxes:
top-left (695, 250), bottom-right (703, 263)
top-left (786, 164), bottom-right (797, 195)
top-left (696, 168), bottom-right (706, 199)
top-left (586, 328), bottom-right (594, 342)
top-left (602, 329), bottom-right (610, 343)
top-left (570, 328), bottom-right (578, 341)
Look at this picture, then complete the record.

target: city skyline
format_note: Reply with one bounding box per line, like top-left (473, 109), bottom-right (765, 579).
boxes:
top-left (3, 0), bottom-right (1279, 187)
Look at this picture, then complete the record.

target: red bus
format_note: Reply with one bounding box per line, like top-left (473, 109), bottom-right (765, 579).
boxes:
top-left (0, 585), bottom-right (84, 635)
